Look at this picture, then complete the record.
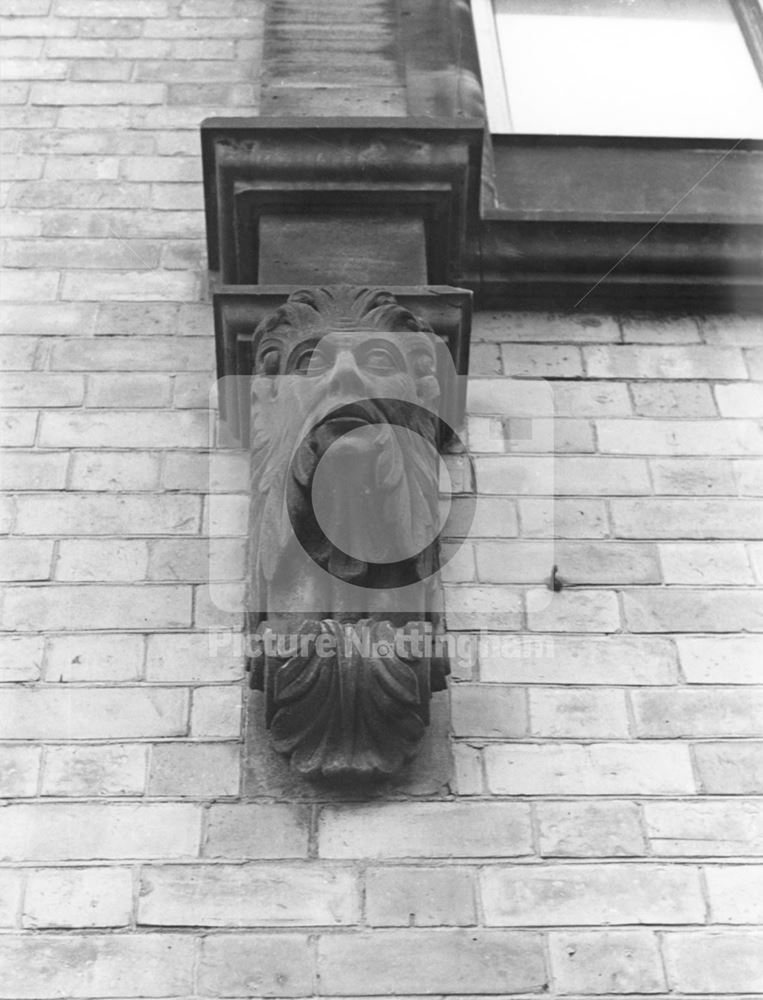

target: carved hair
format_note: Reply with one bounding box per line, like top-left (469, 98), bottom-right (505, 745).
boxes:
top-left (252, 286), bottom-right (435, 371)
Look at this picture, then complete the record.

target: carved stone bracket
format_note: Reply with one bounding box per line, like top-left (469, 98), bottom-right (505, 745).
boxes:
top-left (234, 285), bottom-right (466, 780)
top-left (201, 117), bottom-right (478, 782)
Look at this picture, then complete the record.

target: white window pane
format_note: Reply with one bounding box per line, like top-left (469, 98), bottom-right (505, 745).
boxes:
top-left (494, 0), bottom-right (763, 137)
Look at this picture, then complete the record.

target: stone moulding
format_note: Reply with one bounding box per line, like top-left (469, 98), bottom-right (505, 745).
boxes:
top-left (235, 285), bottom-right (469, 781)
top-left (200, 118), bottom-right (484, 285)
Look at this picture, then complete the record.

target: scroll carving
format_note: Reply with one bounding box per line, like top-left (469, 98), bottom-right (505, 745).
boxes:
top-left (245, 287), bottom-right (450, 780)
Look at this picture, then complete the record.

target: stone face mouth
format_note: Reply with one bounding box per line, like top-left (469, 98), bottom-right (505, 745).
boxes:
top-left (315, 401), bottom-right (384, 430)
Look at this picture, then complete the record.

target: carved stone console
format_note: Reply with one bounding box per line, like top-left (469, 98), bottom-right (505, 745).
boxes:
top-left (202, 120), bottom-right (475, 781)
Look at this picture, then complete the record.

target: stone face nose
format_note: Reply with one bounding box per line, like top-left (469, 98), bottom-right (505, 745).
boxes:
top-left (327, 349), bottom-right (366, 396)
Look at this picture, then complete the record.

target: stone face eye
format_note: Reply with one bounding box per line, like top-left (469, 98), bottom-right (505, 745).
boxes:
top-left (362, 347), bottom-right (398, 374)
top-left (261, 348), bottom-right (280, 375)
top-left (293, 346), bottom-right (329, 376)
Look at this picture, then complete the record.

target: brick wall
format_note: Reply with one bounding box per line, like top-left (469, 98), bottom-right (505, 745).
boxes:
top-left (2, 2), bottom-right (763, 998)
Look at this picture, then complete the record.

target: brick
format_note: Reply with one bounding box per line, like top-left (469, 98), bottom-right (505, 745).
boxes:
top-left (193, 581), bottom-right (246, 627)
top-left (0, 494), bottom-right (14, 532)
top-left (0, 38), bottom-right (45, 56)
top-left (677, 635), bottom-right (763, 683)
top-left (467, 415), bottom-right (505, 453)
top-left (585, 344), bottom-right (747, 379)
top-left (550, 930), bottom-right (665, 993)
top-left (621, 314), bottom-right (701, 343)
top-left (45, 633), bottom-right (143, 682)
top-left (644, 800), bottom-right (763, 855)
top-left (0, 82), bottom-right (30, 104)
top-left (554, 380), bottom-right (632, 416)
top-left (612, 498), bottom-right (763, 538)
top-left (139, 863), bottom-right (358, 926)
top-left (715, 382), bottom-right (763, 416)
top-left (319, 802), bottom-right (532, 858)
top-left (530, 688), bottom-right (630, 738)
top-left (57, 0), bottom-right (168, 12)
top-left (0, 301), bottom-right (97, 337)
top-left (23, 867), bottom-right (133, 928)
top-left (473, 310), bottom-right (619, 343)
top-left (479, 634), bottom-right (678, 684)
top-left (526, 589), bottom-right (620, 632)
top-left (486, 743), bottom-right (695, 795)
top-left (365, 867), bottom-right (475, 926)
top-left (0, 871), bottom-right (22, 927)
top-left (10, 181), bottom-right (146, 210)
top-left (15, 493), bottom-right (201, 535)
top-left (9, 237), bottom-right (158, 268)
top-left (664, 931), bottom-right (763, 992)
top-left (175, 371), bottom-right (215, 406)
top-left (95, 300), bottom-right (179, 335)
top-left (468, 342), bottom-right (501, 374)
top-left (452, 743), bottom-right (483, 794)
top-left (62, 269), bottom-right (199, 301)
top-left (44, 207), bottom-right (202, 240)
top-left (198, 934), bottom-right (312, 998)
top-left (480, 540), bottom-right (659, 584)
top-left (0, 933), bottom-right (194, 999)
top-left (1, 409), bottom-right (38, 446)
top-left (0, 803), bottom-right (201, 860)
top-left (163, 451), bottom-right (249, 491)
top-left (144, 16), bottom-right (263, 37)
top-left (659, 541), bottom-right (753, 584)
top-left (751, 541), bottom-right (763, 581)
top-left (0, 335), bottom-right (37, 369)
top-left (622, 588), bottom-right (763, 632)
top-left (204, 804), bottom-right (310, 859)
top-left (449, 497), bottom-right (517, 538)
top-left (69, 60), bottom-right (132, 82)
top-left (518, 498), bottom-right (609, 538)
top-left (736, 457), bottom-right (763, 495)
top-left (0, 687), bottom-right (188, 739)
top-left (55, 539), bottom-right (149, 581)
top-left (32, 81), bottom-right (165, 105)
top-left (501, 343), bottom-right (583, 377)
top-left (0, 745), bottom-right (40, 797)
top-left (651, 456), bottom-right (736, 494)
top-left (699, 313), bottom-right (762, 344)
top-left (86, 373), bottom-right (173, 410)
top-left (146, 631), bottom-right (245, 683)
top-left (746, 347), bottom-right (763, 379)
top-left (0, 635), bottom-right (43, 682)
top-left (695, 742), bottom-right (763, 793)
top-left (451, 684), bottom-right (527, 737)
top-left (51, 336), bottom-right (212, 370)
top-left (2, 584), bottom-right (192, 632)
top-left (42, 744), bottom-right (147, 796)
top-left (203, 495), bottom-right (249, 536)
top-left (467, 377), bottom-right (553, 416)
top-left (0, 373), bottom-right (84, 407)
top-left (438, 541), bottom-right (476, 583)
top-left (443, 584), bottom-right (522, 632)
top-left (477, 455), bottom-right (647, 495)
top-left (319, 929), bottom-right (545, 994)
top-left (190, 685), bottom-right (242, 738)
top-left (482, 863), bottom-right (703, 925)
top-left (706, 866), bottom-right (763, 922)
top-left (0, 539), bottom-right (53, 581)
top-left (598, 417), bottom-right (763, 455)
top-left (148, 742), bottom-right (239, 797)
top-left (537, 801), bottom-right (645, 857)
top-left (122, 155), bottom-right (202, 182)
top-left (70, 451), bottom-right (160, 490)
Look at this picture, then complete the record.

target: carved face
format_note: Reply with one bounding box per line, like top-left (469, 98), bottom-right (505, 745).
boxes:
top-left (248, 288), bottom-right (443, 617)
